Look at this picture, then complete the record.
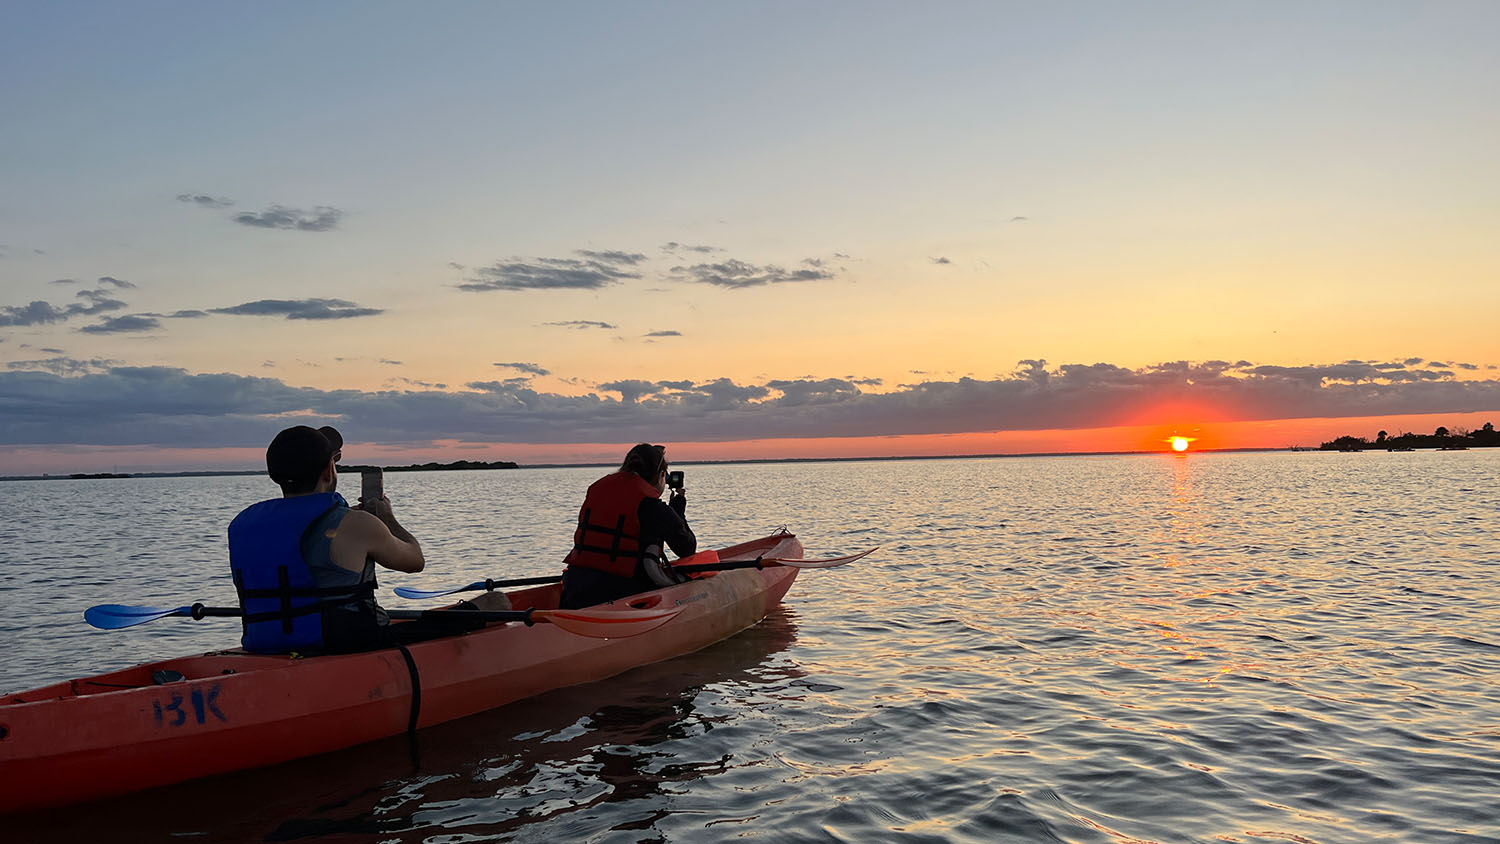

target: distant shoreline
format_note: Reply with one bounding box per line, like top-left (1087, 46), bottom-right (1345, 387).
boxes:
top-left (0, 446), bottom-right (1328, 482)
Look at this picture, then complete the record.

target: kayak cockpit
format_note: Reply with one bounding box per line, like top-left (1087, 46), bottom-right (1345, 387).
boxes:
top-left (0, 653), bottom-right (290, 703)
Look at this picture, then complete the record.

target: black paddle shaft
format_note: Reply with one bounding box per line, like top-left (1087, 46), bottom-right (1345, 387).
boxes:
top-left (182, 604), bottom-right (541, 625)
top-left (674, 557), bottom-right (768, 575)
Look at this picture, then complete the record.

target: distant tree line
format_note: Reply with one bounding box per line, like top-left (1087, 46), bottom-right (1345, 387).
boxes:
top-left (338, 460), bottom-right (519, 472)
top-left (1320, 422), bottom-right (1497, 451)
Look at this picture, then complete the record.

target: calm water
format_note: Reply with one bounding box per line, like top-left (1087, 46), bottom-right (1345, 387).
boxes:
top-left (2, 452), bottom-right (1498, 842)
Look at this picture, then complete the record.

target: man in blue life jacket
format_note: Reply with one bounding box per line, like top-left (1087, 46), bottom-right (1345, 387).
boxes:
top-left (228, 425), bottom-right (484, 654)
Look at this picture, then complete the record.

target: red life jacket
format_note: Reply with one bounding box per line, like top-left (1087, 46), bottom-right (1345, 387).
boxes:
top-left (564, 471), bottom-right (662, 577)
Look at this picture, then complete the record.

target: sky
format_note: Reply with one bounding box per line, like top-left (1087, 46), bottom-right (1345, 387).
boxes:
top-left (3, 1), bottom-right (1499, 473)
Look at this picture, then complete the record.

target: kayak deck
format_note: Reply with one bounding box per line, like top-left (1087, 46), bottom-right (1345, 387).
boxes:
top-left (0, 531), bottom-right (803, 813)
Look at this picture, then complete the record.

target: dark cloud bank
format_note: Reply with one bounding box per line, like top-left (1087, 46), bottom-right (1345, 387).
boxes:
top-left (1, 359), bottom-right (1496, 450)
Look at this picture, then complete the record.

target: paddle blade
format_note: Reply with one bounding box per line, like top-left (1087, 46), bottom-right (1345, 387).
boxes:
top-left (536, 605), bottom-right (683, 638)
top-left (394, 581), bottom-right (483, 600)
top-left (84, 604), bottom-right (191, 630)
top-left (765, 547), bottom-right (877, 568)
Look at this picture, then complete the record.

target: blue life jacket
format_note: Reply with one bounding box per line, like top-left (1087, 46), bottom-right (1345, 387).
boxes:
top-left (227, 492), bottom-right (375, 653)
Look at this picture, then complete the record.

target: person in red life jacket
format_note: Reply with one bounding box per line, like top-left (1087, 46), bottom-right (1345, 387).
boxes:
top-left (559, 443), bottom-right (697, 609)
top-left (228, 425), bottom-right (484, 653)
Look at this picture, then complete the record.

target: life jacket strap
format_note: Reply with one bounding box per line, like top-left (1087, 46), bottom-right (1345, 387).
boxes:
top-left (234, 582), bottom-right (377, 600)
top-left (240, 597), bottom-right (372, 625)
top-left (574, 508), bottom-right (641, 562)
top-left (233, 568), bottom-right (376, 633)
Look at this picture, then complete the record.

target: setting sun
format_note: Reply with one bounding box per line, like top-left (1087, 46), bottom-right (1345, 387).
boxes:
top-left (1170, 436), bottom-right (1192, 452)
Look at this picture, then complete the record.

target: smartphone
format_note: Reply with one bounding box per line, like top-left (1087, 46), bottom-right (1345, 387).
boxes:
top-left (666, 470), bottom-right (684, 490)
top-left (361, 469), bottom-right (384, 508)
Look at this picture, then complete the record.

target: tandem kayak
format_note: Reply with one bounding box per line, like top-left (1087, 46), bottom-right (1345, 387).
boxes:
top-left (0, 531), bottom-right (806, 813)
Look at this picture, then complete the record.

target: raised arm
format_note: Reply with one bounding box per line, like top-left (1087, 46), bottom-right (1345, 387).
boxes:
top-left (334, 500), bottom-right (425, 573)
top-left (640, 497), bottom-right (696, 559)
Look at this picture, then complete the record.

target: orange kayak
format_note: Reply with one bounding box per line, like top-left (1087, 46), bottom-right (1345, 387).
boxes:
top-left (0, 531), bottom-right (803, 813)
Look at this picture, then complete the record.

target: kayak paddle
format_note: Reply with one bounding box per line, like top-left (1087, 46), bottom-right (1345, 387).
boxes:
top-left (676, 546), bottom-right (876, 573)
top-left (393, 546), bottom-right (877, 600)
top-left (394, 574), bottom-right (564, 600)
top-left (83, 602), bottom-right (681, 639)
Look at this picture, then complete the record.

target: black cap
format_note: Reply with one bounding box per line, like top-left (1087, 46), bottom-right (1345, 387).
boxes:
top-left (317, 425), bottom-right (343, 460)
top-left (266, 425), bottom-right (334, 487)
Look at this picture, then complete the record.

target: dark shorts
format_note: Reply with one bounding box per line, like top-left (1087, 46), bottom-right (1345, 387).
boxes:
top-left (559, 566), bottom-right (654, 609)
top-left (319, 606), bottom-right (487, 654)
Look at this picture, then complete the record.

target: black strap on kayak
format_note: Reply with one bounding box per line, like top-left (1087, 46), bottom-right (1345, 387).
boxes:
top-left (392, 640), bottom-right (421, 735)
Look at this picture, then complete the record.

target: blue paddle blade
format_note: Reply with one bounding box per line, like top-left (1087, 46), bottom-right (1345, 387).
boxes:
top-left (394, 581), bottom-right (483, 600)
top-left (84, 604), bottom-right (191, 629)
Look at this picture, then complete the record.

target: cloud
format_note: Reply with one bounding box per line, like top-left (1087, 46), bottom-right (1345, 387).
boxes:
top-left (764, 377), bottom-right (865, 406)
top-left (458, 251), bottom-right (643, 292)
top-left (177, 193), bottom-right (235, 209)
top-left (598, 379), bottom-right (663, 403)
top-left (495, 362), bottom-right (550, 376)
top-left (391, 376), bottom-right (447, 389)
top-left (661, 242), bottom-right (722, 254)
top-left (97, 276), bottom-right (136, 289)
top-left (6, 357), bottom-right (120, 375)
top-left (574, 249), bottom-right (648, 265)
top-left (467, 378), bottom-right (535, 393)
top-left (668, 258), bottom-right (840, 289)
top-left (644, 330), bottom-right (681, 338)
top-left (1009, 216), bottom-right (1029, 222)
top-left (0, 286), bottom-right (129, 327)
top-left (49, 278), bottom-right (77, 285)
top-left (931, 256), bottom-right (952, 265)
top-left (1, 301), bottom-right (74, 327)
top-left (80, 314), bottom-right (162, 333)
top-left (2, 359), bottom-right (1498, 450)
top-left (544, 320), bottom-right (616, 330)
top-left (166, 309), bottom-right (209, 319)
top-left (209, 299), bottom-right (383, 320)
top-left (233, 205), bottom-right (344, 232)
top-left (74, 288), bottom-right (128, 310)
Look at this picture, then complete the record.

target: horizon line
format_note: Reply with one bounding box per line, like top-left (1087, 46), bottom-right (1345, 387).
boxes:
top-left (0, 445), bottom-right (1378, 483)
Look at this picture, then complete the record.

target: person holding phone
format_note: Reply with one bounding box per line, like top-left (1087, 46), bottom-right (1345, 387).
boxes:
top-left (227, 424), bottom-right (481, 653)
top-left (559, 443), bottom-right (697, 609)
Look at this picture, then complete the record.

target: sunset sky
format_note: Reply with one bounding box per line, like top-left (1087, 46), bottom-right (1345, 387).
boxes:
top-left (3, 1), bottom-right (1499, 473)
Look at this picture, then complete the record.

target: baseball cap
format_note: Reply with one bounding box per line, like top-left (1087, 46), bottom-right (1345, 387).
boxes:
top-left (266, 425), bottom-right (335, 487)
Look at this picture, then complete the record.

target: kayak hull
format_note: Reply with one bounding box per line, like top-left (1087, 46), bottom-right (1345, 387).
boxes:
top-left (0, 531), bottom-right (802, 813)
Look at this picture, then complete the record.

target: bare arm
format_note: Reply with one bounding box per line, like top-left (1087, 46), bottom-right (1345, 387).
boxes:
top-left (330, 500), bottom-right (425, 573)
